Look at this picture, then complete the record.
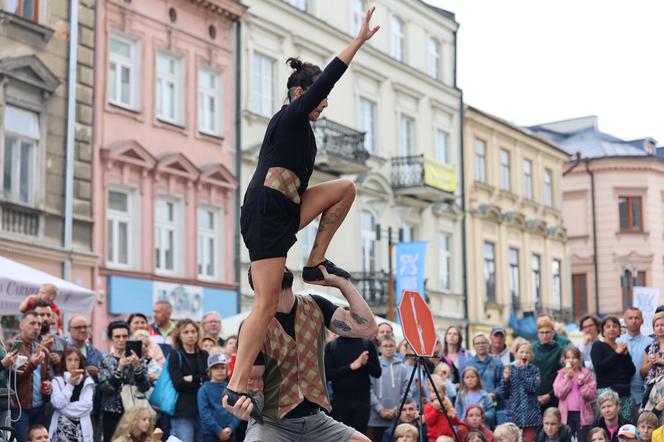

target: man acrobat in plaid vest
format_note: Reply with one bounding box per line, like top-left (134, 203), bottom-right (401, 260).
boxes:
top-left (223, 265), bottom-right (378, 442)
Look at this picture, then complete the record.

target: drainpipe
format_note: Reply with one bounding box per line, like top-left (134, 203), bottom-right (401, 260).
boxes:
top-left (584, 158), bottom-right (600, 316)
top-left (234, 19), bottom-right (242, 312)
top-left (454, 24), bottom-right (468, 333)
top-left (63, 0), bottom-right (79, 281)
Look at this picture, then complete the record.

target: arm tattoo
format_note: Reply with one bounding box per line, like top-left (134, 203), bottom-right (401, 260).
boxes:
top-left (351, 312), bottom-right (368, 325)
top-left (332, 319), bottom-right (352, 332)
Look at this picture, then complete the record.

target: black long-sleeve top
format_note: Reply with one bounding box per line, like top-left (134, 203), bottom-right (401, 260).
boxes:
top-left (324, 336), bottom-right (381, 404)
top-left (590, 340), bottom-right (635, 397)
top-left (168, 348), bottom-right (209, 419)
top-left (245, 57), bottom-right (348, 198)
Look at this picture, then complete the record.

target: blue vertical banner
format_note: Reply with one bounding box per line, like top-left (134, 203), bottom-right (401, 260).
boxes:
top-left (395, 241), bottom-right (428, 308)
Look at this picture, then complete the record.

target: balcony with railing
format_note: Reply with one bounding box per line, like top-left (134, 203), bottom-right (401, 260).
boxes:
top-left (391, 154), bottom-right (457, 202)
top-left (0, 201), bottom-right (40, 238)
top-left (312, 118), bottom-right (370, 175)
top-left (352, 271), bottom-right (389, 314)
top-left (534, 301), bottom-right (575, 324)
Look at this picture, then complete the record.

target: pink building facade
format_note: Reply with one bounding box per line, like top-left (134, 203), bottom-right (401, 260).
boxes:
top-left (92, 0), bottom-right (245, 348)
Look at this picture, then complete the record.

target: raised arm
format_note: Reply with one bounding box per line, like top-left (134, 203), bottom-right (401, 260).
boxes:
top-left (322, 269), bottom-right (378, 338)
top-left (337, 6), bottom-right (380, 65)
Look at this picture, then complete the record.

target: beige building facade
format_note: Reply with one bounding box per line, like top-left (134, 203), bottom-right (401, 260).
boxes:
top-left (239, 0), bottom-right (465, 326)
top-left (464, 107), bottom-right (571, 336)
top-left (0, 1), bottom-right (96, 289)
top-left (531, 117), bottom-right (661, 316)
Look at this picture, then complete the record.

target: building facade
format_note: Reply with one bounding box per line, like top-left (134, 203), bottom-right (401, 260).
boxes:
top-left (92, 0), bottom-right (245, 346)
top-left (239, 0), bottom-right (465, 326)
top-left (464, 106), bottom-right (571, 337)
top-left (531, 117), bottom-right (662, 317)
top-left (0, 1), bottom-right (96, 292)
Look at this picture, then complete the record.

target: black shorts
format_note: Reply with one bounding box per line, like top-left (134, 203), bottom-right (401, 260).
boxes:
top-left (240, 187), bottom-right (301, 261)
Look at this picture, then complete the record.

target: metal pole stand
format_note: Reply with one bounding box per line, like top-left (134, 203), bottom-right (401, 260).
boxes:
top-left (385, 354), bottom-right (459, 442)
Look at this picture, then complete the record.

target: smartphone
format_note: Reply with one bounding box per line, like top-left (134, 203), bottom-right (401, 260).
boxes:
top-left (10, 341), bottom-right (22, 352)
top-left (125, 340), bottom-right (142, 358)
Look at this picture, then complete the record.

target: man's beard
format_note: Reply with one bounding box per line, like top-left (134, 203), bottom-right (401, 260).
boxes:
top-left (40, 324), bottom-right (50, 335)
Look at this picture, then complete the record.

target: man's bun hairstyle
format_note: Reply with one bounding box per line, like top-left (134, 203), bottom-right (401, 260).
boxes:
top-left (286, 57), bottom-right (322, 100)
top-left (248, 266), bottom-right (294, 291)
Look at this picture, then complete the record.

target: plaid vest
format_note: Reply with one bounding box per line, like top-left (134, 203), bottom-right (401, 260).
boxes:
top-left (261, 295), bottom-right (331, 420)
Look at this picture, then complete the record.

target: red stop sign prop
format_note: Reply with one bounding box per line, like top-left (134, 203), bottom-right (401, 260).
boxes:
top-left (398, 290), bottom-right (437, 357)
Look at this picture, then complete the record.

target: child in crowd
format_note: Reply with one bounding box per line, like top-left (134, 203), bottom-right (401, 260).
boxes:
top-left (465, 429), bottom-right (490, 442)
top-left (588, 428), bottom-right (610, 442)
top-left (637, 412), bottom-right (658, 442)
top-left (436, 437), bottom-right (455, 442)
top-left (534, 407), bottom-right (572, 442)
top-left (111, 406), bottom-right (155, 442)
top-left (493, 423), bottom-right (520, 442)
top-left (456, 404), bottom-right (494, 442)
top-left (497, 341), bottom-right (541, 442)
top-left (197, 353), bottom-right (239, 442)
top-left (19, 283), bottom-right (62, 331)
top-left (617, 424), bottom-right (638, 442)
top-left (455, 366), bottom-right (495, 425)
top-left (200, 336), bottom-right (217, 354)
top-left (553, 345), bottom-right (596, 442)
top-left (434, 362), bottom-right (457, 403)
top-left (424, 374), bottom-right (459, 441)
top-left (395, 423), bottom-right (419, 442)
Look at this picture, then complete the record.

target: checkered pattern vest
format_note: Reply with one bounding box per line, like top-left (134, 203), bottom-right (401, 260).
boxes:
top-left (261, 294), bottom-right (331, 420)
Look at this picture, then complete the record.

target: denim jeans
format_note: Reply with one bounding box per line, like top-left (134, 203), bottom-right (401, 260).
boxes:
top-left (171, 417), bottom-right (202, 442)
top-left (11, 405), bottom-right (47, 442)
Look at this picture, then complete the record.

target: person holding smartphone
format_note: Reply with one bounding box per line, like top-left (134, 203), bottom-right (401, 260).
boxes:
top-left (98, 321), bottom-right (151, 442)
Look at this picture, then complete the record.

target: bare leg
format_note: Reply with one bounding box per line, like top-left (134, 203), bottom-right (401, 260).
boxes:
top-left (228, 257), bottom-right (285, 392)
top-left (299, 178), bottom-right (356, 266)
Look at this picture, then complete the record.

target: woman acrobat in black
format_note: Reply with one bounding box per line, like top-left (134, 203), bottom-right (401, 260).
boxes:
top-left (225, 7), bottom-right (380, 423)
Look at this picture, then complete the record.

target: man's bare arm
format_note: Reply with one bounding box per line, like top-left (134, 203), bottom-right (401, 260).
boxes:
top-left (328, 278), bottom-right (378, 338)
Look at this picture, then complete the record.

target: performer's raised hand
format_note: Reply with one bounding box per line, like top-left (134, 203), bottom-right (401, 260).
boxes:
top-left (355, 6), bottom-right (380, 43)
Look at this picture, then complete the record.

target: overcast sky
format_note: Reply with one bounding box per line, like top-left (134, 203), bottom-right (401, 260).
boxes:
top-left (425, 0), bottom-right (663, 143)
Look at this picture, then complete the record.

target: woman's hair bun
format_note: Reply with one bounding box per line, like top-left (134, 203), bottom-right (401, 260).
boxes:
top-left (286, 57), bottom-right (304, 71)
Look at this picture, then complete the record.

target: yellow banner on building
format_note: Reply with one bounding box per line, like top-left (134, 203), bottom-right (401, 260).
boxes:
top-left (423, 155), bottom-right (457, 192)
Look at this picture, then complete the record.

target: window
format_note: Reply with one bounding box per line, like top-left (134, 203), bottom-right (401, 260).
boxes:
top-left (251, 53), bottom-right (275, 117)
top-left (544, 169), bottom-right (553, 207)
top-left (358, 98), bottom-right (376, 154)
top-left (484, 242), bottom-right (496, 304)
top-left (428, 38), bottom-right (440, 79)
top-left (572, 273), bottom-right (588, 316)
top-left (439, 233), bottom-right (451, 291)
top-left (552, 259), bottom-right (561, 310)
top-left (508, 248), bottom-right (520, 305)
top-left (531, 254), bottom-right (541, 305)
top-left (618, 196), bottom-right (643, 232)
top-left (198, 67), bottom-right (223, 136)
top-left (523, 159), bottom-right (533, 199)
top-left (198, 208), bottom-right (222, 279)
top-left (390, 16), bottom-right (404, 61)
top-left (6, 0), bottom-right (39, 21)
top-left (288, 0), bottom-right (307, 11)
top-left (435, 130), bottom-right (449, 163)
top-left (621, 270), bottom-right (646, 310)
top-left (500, 149), bottom-right (510, 191)
top-left (155, 198), bottom-right (179, 273)
top-left (399, 115), bottom-right (414, 156)
top-left (107, 189), bottom-right (132, 267)
top-left (361, 211), bottom-right (376, 273)
top-left (474, 139), bottom-right (486, 183)
top-left (3, 106), bottom-right (38, 205)
top-left (109, 34), bottom-right (139, 109)
top-left (351, 0), bottom-right (365, 35)
top-left (156, 51), bottom-right (184, 124)
top-left (301, 215), bottom-right (320, 266)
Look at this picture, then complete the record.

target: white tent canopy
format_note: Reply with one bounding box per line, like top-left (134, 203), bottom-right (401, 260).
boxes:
top-left (0, 256), bottom-right (96, 314)
top-left (222, 290), bottom-right (403, 338)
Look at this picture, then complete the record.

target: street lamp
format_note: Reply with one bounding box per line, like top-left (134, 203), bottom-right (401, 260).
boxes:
top-left (375, 223), bottom-right (404, 321)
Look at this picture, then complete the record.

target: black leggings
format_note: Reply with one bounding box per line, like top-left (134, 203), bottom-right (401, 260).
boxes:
top-left (331, 400), bottom-right (370, 435)
top-left (102, 412), bottom-right (122, 441)
top-left (567, 411), bottom-right (589, 442)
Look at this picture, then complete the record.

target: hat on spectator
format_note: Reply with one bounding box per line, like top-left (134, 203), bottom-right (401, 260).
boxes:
top-left (207, 353), bottom-right (229, 369)
top-left (656, 305), bottom-right (664, 314)
top-left (618, 424), bottom-right (637, 439)
top-left (490, 327), bottom-right (506, 336)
